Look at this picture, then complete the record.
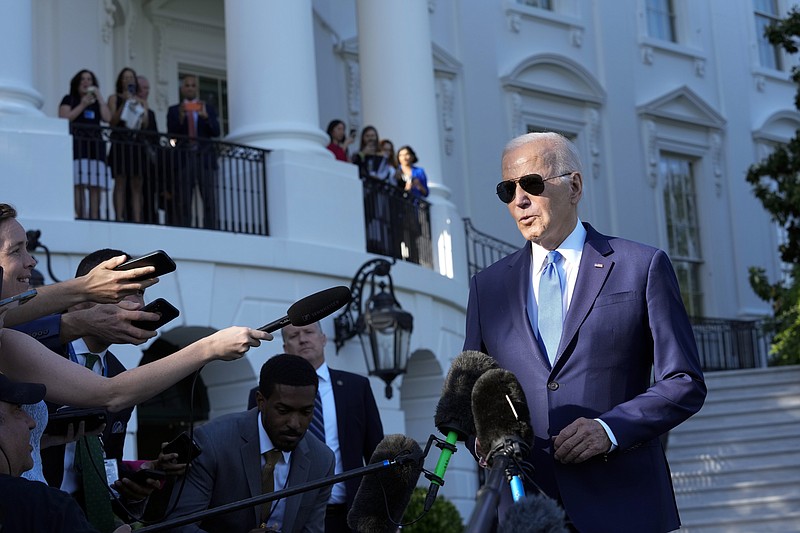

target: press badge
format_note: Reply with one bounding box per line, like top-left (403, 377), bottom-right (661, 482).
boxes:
top-left (84, 109), bottom-right (95, 120)
top-left (104, 458), bottom-right (119, 486)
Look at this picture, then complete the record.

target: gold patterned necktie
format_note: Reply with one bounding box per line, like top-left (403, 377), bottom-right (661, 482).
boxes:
top-left (260, 448), bottom-right (282, 527)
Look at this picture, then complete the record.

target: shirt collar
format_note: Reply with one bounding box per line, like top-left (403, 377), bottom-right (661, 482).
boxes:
top-left (316, 362), bottom-right (330, 384)
top-left (71, 338), bottom-right (108, 362)
top-left (531, 218), bottom-right (586, 273)
top-left (258, 412), bottom-right (292, 464)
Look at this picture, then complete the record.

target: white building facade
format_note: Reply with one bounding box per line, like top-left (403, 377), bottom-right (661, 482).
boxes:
top-left (0, 0), bottom-right (795, 519)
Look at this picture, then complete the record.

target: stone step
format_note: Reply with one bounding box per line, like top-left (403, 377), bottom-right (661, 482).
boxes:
top-left (680, 509), bottom-right (800, 533)
top-left (667, 418), bottom-right (800, 447)
top-left (678, 493), bottom-right (800, 528)
top-left (673, 404), bottom-right (800, 432)
top-left (667, 431), bottom-right (800, 461)
top-left (669, 446), bottom-right (800, 476)
top-left (689, 389), bottom-right (800, 416)
top-left (672, 461), bottom-right (800, 493)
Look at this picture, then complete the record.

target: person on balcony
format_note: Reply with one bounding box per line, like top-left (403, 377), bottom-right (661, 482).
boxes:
top-left (59, 69), bottom-right (112, 221)
top-left (380, 138), bottom-right (398, 174)
top-left (396, 145), bottom-right (428, 199)
top-left (136, 75), bottom-right (161, 225)
top-left (351, 126), bottom-right (394, 182)
top-left (166, 75), bottom-right (221, 230)
top-left (108, 68), bottom-right (150, 224)
top-left (325, 120), bottom-right (355, 162)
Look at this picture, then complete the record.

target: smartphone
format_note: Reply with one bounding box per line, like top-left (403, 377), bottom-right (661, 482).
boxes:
top-left (349, 128), bottom-right (356, 137)
top-left (44, 406), bottom-right (106, 436)
top-left (114, 250), bottom-right (176, 281)
top-left (131, 298), bottom-right (180, 331)
top-left (162, 432), bottom-right (202, 464)
top-left (184, 101), bottom-right (202, 112)
top-left (126, 468), bottom-right (167, 485)
top-left (0, 289), bottom-right (38, 308)
top-left (127, 83), bottom-right (136, 94)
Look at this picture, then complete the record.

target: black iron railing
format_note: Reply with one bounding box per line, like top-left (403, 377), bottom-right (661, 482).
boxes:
top-left (463, 217), bottom-right (520, 277)
top-left (70, 124), bottom-right (269, 235)
top-left (362, 176), bottom-right (433, 269)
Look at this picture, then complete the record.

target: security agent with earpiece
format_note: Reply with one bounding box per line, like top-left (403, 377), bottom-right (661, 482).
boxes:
top-left (0, 373), bottom-right (131, 533)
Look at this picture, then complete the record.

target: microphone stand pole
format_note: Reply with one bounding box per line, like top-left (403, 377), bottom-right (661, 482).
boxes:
top-left (138, 455), bottom-right (418, 532)
top-left (465, 454), bottom-right (511, 533)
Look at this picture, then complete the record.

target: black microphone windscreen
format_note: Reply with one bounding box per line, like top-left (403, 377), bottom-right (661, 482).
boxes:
top-left (472, 368), bottom-right (533, 455)
top-left (286, 286), bottom-right (351, 327)
top-left (434, 351), bottom-right (497, 440)
top-left (498, 493), bottom-right (569, 533)
top-left (347, 434), bottom-right (423, 533)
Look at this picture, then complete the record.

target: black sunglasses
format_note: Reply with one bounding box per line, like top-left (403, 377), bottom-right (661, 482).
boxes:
top-left (495, 172), bottom-right (574, 203)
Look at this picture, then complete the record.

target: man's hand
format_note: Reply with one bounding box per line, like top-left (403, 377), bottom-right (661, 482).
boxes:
top-left (150, 442), bottom-right (188, 477)
top-left (79, 255), bottom-right (158, 303)
top-left (552, 417), bottom-right (611, 464)
top-left (62, 301), bottom-right (159, 345)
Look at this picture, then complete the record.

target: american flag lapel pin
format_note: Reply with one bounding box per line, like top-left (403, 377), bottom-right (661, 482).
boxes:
top-left (594, 263), bottom-right (604, 268)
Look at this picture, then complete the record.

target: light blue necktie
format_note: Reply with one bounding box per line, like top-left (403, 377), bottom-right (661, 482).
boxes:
top-left (308, 390), bottom-right (325, 443)
top-left (538, 251), bottom-right (564, 365)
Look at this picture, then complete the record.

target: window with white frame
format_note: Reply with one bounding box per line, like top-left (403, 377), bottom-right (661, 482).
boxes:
top-left (517, 0), bottom-right (553, 9)
top-left (646, 0), bottom-right (677, 42)
top-left (754, 0), bottom-right (783, 70)
top-left (661, 153), bottom-right (703, 316)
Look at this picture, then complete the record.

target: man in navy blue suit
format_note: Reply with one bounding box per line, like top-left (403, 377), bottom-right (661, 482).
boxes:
top-left (464, 132), bottom-right (706, 532)
top-left (249, 322), bottom-right (384, 532)
top-left (166, 74), bottom-right (220, 229)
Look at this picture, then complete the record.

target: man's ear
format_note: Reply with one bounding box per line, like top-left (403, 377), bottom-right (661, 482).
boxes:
top-left (255, 390), bottom-right (266, 409)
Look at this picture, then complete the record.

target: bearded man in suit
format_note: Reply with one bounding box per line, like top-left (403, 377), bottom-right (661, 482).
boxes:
top-left (463, 132), bottom-right (706, 532)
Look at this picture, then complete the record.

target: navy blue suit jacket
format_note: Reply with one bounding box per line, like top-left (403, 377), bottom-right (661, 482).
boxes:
top-left (247, 369), bottom-right (383, 510)
top-left (166, 102), bottom-right (220, 170)
top-left (464, 222), bottom-right (706, 532)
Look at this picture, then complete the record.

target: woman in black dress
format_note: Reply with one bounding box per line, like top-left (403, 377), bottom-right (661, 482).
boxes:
top-left (58, 69), bottom-right (111, 220)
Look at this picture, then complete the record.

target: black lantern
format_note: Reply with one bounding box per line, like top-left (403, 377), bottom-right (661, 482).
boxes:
top-left (334, 259), bottom-right (413, 399)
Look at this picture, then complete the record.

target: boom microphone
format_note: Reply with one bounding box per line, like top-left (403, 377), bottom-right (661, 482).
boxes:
top-left (258, 286), bottom-right (352, 333)
top-left (467, 368), bottom-right (534, 533)
top-left (498, 493), bottom-right (569, 533)
top-left (347, 434), bottom-right (424, 533)
top-left (425, 351), bottom-right (498, 511)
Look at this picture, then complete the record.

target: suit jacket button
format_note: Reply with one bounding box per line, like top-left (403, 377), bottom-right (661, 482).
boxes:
top-left (547, 381), bottom-right (559, 391)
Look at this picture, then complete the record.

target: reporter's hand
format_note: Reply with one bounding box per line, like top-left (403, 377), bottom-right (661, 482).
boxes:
top-left (153, 441), bottom-right (188, 477)
top-left (113, 474), bottom-right (159, 501)
top-left (552, 417), bottom-right (611, 464)
top-left (80, 255), bottom-right (158, 303)
top-left (80, 301), bottom-right (159, 345)
top-left (202, 327), bottom-right (273, 362)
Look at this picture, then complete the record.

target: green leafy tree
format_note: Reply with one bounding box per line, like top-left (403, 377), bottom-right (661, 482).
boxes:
top-left (746, 7), bottom-right (800, 364)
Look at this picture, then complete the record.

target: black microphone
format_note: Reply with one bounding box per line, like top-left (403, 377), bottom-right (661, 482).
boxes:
top-left (347, 434), bottom-right (424, 533)
top-left (425, 351), bottom-right (498, 510)
top-left (258, 286), bottom-right (352, 333)
top-left (498, 493), bottom-right (569, 533)
top-left (467, 368), bottom-right (534, 533)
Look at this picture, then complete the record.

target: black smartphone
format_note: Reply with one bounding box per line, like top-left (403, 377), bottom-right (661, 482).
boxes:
top-left (126, 468), bottom-right (167, 485)
top-left (114, 250), bottom-right (176, 281)
top-left (44, 406), bottom-right (106, 436)
top-left (0, 288), bottom-right (37, 307)
top-left (162, 432), bottom-right (202, 464)
top-left (131, 298), bottom-right (180, 331)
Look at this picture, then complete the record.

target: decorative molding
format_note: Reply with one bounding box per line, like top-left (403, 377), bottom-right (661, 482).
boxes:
top-left (588, 108), bottom-right (600, 179)
top-left (642, 46), bottom-right (654, 65)
top-left (571, 27), bottom-right (583, 48)
top-left (755, 74), bottom-right (766, 92)
top-left (508, 12), bottom-right (522, 33)
top-left (694, 58), bottom-right (705, 78)
top-left (645, 120), bottom-right (658, 188)
top-left (428, 0), bottom-right (436, 14)
top-left (128, 3), bottom-right (137, 62)
top-left (345, 58), bottom-right (361, 133)
top-left (437, 78), bottom-right (455, 156)
top-left (510, 91), bottom-right (524, 138)
top-left (711, 132), bottom-right (723, 197)
top-left (101, 0), bottom-right (117, 44)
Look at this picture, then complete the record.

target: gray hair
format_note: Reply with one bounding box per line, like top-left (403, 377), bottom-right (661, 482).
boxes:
top-left (502, 132), bottom-right (583, 180)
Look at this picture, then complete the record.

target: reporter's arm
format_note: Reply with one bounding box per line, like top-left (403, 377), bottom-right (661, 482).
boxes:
top-left (0, 327), bottom-right (272, 412)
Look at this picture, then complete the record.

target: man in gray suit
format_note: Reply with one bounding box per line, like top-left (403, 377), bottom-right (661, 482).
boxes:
top-left (166, 354), bottom-right (335, 532)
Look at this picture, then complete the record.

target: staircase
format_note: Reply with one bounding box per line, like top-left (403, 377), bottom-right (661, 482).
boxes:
top-left (667, 366), bottom-right (800, 532)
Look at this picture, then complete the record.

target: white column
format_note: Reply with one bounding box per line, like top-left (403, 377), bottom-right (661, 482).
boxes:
top-left (0, 2), bottom-right (43, 115)
top-left (356, 0), bottom-right (442, 185)
top-left (223, 0), bottom-right (328, 154)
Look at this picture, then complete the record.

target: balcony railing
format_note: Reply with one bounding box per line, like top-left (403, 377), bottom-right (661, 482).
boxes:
top-left (463, 218), bottom-right (774, 371)
top-left (361, 176), bottom-right (433, 268)
top-left (70, 124), bottom-right (269, 235)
